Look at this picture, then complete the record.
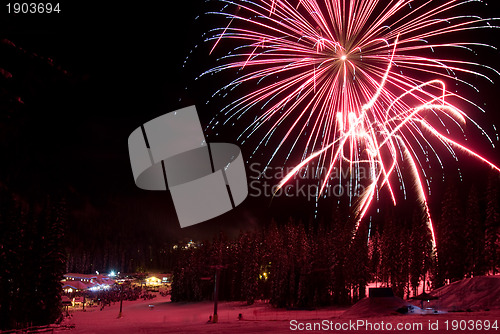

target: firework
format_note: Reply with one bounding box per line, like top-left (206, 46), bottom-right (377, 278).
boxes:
top-left (201, 0), bottom-right (500, 247)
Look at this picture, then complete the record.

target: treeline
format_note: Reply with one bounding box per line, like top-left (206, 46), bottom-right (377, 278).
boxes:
top-left (65, 236), bottom-right (176, 275)
top-left (171, 173), bottom-right (500, 307)
top-left (0, 188), bottom-right (66, 330)
top-left (435, 174), bottom-right (500, 284)
top-left (170, 213), bottom-right (430, 307)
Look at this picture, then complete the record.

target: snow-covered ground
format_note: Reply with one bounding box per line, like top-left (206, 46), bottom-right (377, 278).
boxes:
top-left (62, 295), bottom-right (345, 334)
top-left (422, 275), bottom-right (500, 312)
top-left (61, 294), bottom-right (500, 334)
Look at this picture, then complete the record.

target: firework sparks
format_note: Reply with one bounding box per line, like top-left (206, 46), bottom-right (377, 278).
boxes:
top-left (201, 0), bottom-right (500, 247)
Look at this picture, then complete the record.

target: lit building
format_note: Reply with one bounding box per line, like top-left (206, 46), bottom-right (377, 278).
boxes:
top-left (144, 273), bottom-right (172, 287)
top-left (62, 273), bottom-right (116, 292)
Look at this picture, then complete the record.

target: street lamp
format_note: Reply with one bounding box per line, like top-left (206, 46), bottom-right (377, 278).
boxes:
top-left (210, 264), bottom-right (228, 323)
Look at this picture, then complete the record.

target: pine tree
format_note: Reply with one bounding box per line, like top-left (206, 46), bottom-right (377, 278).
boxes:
top-left (485, 172), bottom-right (500, 274)
top-left (284, 219), bottom-right (298, 307)
top-left (464, 185), bottom-right (485, 276)
top-left (346, 222), bottom-right (369, 302)
top-left (368, 229), bottom-right (381, 286)
top-left (309, 219), bottom-right (332, 306)
top-left (408, 209), bottom-right (433, 296)
top-left (379, 211), bottom-right (398, 287)
top-left (438, 181), bottom-right (466, 282)
top-left (296, 222), bottom-right (312, 307)
top-left (0, 191), bottom-right (67, 329)
top-left (240, 232), bottom-right (260, 305)
top-left (0, 190), bottom-right (23, 329)
top-left (378, 209), bottom-right (412, 298)
top-left (38, 197), bottom-right (66, 325)
top-left (267, 220), bottom-right (288, 307)
top-left (170, 247), bottom-right (185, 302)
top-left (230, 234), bottom-right (243, 301)
top-left (329, 205), bottom-right (349, 305)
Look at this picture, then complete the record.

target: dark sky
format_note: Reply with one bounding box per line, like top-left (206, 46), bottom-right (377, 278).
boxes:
top-left (0, 0), bottom-right (274, 241)
top-left (1, 0), bottom-right (500, 242)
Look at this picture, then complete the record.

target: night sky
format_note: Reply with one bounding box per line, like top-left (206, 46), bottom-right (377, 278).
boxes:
top-left (1, 0), bottom-right (500, 242)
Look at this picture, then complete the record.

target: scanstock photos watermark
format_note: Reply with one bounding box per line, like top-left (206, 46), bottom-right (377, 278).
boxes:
top-left (248, 163), bottom-right (368, 200)
top-left (289, 319), bottom-right (499, 332)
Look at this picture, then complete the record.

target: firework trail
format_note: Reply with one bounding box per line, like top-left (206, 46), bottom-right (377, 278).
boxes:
top-left (200, 0), bottom-right (500, 247)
